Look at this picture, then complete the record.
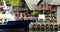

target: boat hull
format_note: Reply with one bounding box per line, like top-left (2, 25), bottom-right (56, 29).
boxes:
top-left (0, 20), bottom-right (32, 29)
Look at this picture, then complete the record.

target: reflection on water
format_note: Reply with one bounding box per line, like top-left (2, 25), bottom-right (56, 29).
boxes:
top-left (0, 29), bottom-right (29, 32)
top-left (29, 30), bottom-right (58, 32)
top-left (0, 29), bottom-right (58, 32)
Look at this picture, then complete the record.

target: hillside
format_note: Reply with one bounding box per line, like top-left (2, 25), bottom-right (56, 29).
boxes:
top-left (5, 0), bottom-right (20, 6)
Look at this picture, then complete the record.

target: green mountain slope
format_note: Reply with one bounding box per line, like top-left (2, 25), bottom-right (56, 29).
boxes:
top-left (5, 0), bottom-right (20, 6)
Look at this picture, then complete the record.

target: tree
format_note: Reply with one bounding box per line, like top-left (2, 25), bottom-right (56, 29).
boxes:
top-left (32, 11), bottom-right (38, 17)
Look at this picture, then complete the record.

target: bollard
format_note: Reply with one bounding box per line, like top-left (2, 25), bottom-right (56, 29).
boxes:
top-left (37, 24), bottom-right (40, 31)
top-left (32, 24), bottom-right (36, 31)
top-left (41, 24), bottom-right (45, 31)
top-left (50, 24), bottom-right (53, 30)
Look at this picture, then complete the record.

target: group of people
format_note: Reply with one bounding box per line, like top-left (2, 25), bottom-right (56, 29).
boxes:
top-left (16, 12), bottom-right (38, 22)
top-left (15, 12), bottom-right (46, 22)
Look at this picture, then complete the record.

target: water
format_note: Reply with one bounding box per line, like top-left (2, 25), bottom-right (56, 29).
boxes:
top-left (0, 29), bottom-right (58, 32)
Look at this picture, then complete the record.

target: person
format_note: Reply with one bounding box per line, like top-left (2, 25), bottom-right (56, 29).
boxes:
top-left (26, 13), bottom-right (32, 20)
top-left (19, 12), bottom-right (24, 20)
top-left (32, 16), bottom-right (37, 22)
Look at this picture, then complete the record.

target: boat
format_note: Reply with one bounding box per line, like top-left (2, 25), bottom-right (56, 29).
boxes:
top-left (0, 0), bottom-right (32, 29)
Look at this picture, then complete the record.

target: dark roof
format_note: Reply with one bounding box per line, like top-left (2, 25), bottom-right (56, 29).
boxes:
top-left (37, 0), bottom-right (43, 6)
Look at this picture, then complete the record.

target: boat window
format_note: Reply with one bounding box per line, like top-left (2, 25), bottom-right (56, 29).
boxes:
top-left (5, 19), bottom-right (7, 21)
